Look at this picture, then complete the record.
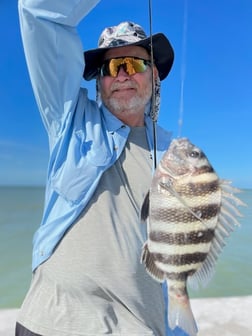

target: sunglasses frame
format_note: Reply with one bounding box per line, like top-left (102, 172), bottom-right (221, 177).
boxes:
top-left (99, 56), bottom-right (152, 78)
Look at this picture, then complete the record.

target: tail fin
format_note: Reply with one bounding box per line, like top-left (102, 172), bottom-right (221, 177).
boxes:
top-left (167, 289), bottom-right (198, 336)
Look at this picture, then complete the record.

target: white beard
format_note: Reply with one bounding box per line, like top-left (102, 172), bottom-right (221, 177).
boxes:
top-left (102, 80), bottom-right (152, 116)
top-left (107, 94), bottom-right (150, 113)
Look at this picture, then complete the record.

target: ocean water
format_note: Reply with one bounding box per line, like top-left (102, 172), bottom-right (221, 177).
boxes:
top-left (0, 186), bottom-right (251, 309)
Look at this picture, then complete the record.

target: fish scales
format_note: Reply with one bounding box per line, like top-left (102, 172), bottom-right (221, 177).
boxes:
top-left (148, 240), bottom-right (212, 258)
top-left (149, 229), bottom-right (215, 245)
top-left (150, 251), bottom-right (208, 267)
top-left (151, 204), bottom-right (220, 223)
top-left (140, 138), bottom-right (246, 336)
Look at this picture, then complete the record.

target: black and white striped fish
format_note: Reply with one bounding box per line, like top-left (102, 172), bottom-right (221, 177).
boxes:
top-left (140, 138), bottom-right (245, 336)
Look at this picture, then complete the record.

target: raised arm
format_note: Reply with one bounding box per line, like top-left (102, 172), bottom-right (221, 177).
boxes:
top-left (18, 0), bottom-right (100, 138)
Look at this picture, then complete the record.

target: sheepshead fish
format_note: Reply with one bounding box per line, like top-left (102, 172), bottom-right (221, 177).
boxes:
top-left (141, 138), bottom-right (245, 336)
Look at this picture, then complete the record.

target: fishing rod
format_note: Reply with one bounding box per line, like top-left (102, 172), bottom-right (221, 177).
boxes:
top-left (148, 0), bottom-right (158, 170)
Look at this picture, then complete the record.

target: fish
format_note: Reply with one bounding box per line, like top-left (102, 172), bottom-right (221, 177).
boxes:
top-left (140, 137), bottom-right (246, 336)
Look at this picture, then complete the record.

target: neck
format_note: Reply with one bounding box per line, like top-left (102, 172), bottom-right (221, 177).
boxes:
top-left (110, 107), bottom-right (145, 127)
top-left (118, 112), bottom-right (145, 127)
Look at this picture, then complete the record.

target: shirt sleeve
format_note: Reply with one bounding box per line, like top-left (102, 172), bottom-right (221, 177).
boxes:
top-left (18, 0), bottom-right (100, 141)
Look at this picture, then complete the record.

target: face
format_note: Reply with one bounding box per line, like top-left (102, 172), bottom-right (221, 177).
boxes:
top-left (98, 45), bottom-right (158, 126)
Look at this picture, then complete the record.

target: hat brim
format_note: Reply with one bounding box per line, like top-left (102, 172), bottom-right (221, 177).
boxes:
top-left (83, 33), bottom-right (174, 81)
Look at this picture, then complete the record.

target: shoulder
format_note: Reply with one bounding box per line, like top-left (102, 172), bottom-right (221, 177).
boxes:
top-left (156, 124), bottom-right (172, 152)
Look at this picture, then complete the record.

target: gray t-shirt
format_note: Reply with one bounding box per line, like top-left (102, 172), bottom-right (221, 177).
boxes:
top-left (18, 127), bottom-right (166, 336)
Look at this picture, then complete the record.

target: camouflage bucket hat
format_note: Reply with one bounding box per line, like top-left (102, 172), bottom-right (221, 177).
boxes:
top-left (83, 21), bottom-right (174, 81)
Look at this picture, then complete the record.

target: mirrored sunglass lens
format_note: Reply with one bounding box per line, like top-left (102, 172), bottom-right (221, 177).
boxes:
top-left (101, 58), bottom-right (148, 77)
top-left (100, 62), bottom-right (110, 77)
top-left (109, 58), bottom-right (124, 77)
top-left (131, 59), bottom-right (147, 73)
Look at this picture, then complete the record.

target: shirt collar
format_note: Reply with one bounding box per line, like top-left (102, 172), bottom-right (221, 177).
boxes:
top-left (100, 102), bottom-right (152, 133)
top-left (100, 104), bottom-right (127, 133)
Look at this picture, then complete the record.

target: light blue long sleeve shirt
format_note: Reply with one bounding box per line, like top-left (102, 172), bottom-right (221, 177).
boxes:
top-left (18, 1), bottom-right (192, 335)
top-left (18, 0), bottom-right (172, 272)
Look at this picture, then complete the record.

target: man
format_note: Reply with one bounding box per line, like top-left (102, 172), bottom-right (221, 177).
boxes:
top-left (17, 0), bottom-right (187, 335)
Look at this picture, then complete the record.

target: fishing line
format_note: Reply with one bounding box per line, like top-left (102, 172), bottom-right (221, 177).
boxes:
top-left (177, 0), bottom-right (188, 138)
top-left (148, 0), bottom-right (158, 170)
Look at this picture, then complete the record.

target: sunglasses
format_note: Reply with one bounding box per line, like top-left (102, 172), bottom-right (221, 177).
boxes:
top-left (100, 57), bottom-right (152, 78)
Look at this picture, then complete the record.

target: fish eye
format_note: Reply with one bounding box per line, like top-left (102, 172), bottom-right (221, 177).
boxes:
top-left (189, 150), bottom-right (200, 158)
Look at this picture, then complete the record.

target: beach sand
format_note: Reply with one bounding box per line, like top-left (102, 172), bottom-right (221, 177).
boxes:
top-left (1, 296), bottom-right (252, 336)
top-left (191, 296), bottom-right (252, 335)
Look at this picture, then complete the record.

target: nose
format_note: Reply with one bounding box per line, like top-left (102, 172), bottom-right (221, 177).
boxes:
top-left (116, 65), bottom-right (130, 79)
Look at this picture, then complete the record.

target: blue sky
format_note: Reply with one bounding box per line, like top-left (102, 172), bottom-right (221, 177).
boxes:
top-left (0, 0), bottom-right (251, 188)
